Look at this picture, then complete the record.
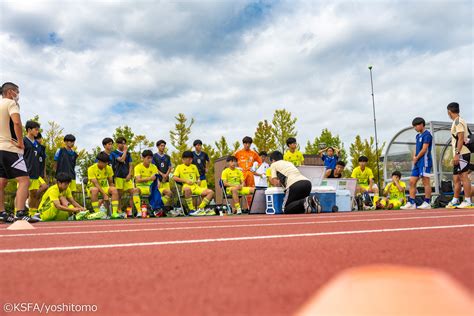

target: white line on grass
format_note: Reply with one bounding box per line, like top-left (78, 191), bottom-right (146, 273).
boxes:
top-left (4, 209), bottom-right (470, 231)
top-left (0, 224), bottom-right (472, 254)
top-left (1, 214), bottom-right (472, 238)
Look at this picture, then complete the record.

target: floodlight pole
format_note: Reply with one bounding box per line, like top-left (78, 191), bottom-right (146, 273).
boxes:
top-left (368, 65), bottom-right (381, 191)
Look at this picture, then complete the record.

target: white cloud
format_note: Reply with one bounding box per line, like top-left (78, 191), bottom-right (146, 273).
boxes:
top-left (0, 0), bottom-right (472, 157)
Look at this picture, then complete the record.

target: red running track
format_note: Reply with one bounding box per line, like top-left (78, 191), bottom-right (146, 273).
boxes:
top-left (0, 209), bottom-right (473, 316)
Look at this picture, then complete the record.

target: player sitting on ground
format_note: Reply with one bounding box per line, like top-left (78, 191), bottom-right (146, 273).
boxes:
top-left (351, 156), bottom-right (379, 208)
top-left (111, 137), bottom-right (142, 214)
top-left (326, 161), bottom-right (346, 178)
top-left (222, 156), bottom-right (255, 214)
top-left (38, 172), bottom-right (87, 221)
top-left (284, 137), bottom-right (305, 166)
top-left (152, 140), bottom-right (173, 209)
top-left (401, 117), bottom-right (433, 210)
top-left (87, 151), bottom-right (121, 219)
top-left (376, 171), bottom-right (407, 210)
top-left (54, 134), bottom-right (79, 193)
top-left (173, 151), bottom-right (215, 216)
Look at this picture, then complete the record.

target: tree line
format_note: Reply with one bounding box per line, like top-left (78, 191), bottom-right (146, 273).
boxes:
top-left (11, 109), bottom-right (385, 191)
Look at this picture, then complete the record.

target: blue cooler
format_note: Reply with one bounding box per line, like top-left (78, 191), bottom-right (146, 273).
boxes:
top-left (265, 187), bottom-right (285, 214)
top-left (336, 189), bottom-right (352, 212)
top-left (311, 186), bottom-right (336, 213)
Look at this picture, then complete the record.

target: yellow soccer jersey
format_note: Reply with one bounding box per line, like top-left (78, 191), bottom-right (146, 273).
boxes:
top-left (174, 164), bottom-right (200, 183)
top-left (221, 168), bottom-right (244, 186)
top-left (134, 163), bottom-right (158, 187)
top-left (39, 184), bottom-right (72, 211)
top-left (351, 166), bottom-right (374, 186)
top-left (284, 150), bottom-right (304, 166)
top-left (87, 163), bottom-right (113, 188)
top-left (384, 181), bottom-right (407, 201)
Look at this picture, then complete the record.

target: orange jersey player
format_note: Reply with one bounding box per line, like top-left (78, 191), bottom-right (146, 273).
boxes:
top-left (233, 136), bottom-right (262, 187)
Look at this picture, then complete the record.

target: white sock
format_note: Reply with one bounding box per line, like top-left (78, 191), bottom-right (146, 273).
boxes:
top-left (465, 197), bottom-right (471, 204)
top-left (452, 198), bottom-right (460, 204)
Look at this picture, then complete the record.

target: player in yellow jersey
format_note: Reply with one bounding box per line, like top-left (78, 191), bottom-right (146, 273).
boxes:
top-left (173, 151), bottom-right (214, 216)
top-left (222, 156), bottom-right (256, 214)
top-left (87, 151), bottom-right (121, 219)
top-left (284, 137), bottom-right (305, 166)
top-left (38, 172), bottom-right (87, 221)
top-left (376, 171), bottom-right (407, 210)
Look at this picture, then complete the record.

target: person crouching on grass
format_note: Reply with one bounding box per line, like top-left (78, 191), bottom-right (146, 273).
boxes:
top-left (38, 172), bottom-right (87, 221)
top-left (268, 151), bottom-right (321, 214)
top-left (376, 171), bottom-right (407, 210)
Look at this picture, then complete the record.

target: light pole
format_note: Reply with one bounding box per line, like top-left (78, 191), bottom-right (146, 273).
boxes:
top-left (368, 65), bottom-right (381, 191)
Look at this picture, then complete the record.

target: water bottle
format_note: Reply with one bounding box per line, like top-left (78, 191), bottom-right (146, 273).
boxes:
top-left (141, 202), bottom-right (148, 218)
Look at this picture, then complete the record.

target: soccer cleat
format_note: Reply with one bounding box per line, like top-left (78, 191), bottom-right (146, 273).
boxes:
top-left (236, 209), bottom-right (242, 215)
top-left (418, 201), bottom-right (432, 209)
top-left (457, 201), bottom-right (474, 209)
top-left (75, 211), bottom-right (90, 221)
top-left (400, 202), bottom-right (416, 210)
top-left (110, 213), bottom-right (122, 220)
top-left (310, 195), bottom-right (322, 213)
top-left (303, 196), bottom-right (313, 213)
top-left (0, 211), bottom-right (16, 223)
top-left (87, 211), bottom-right (107, 220)
top-left (135, 212), bottom-right (142, 218)
top-left (205, 209), bottom-right (216, 216)
top-left (168, 209), bottom-right (182, 217)
top-left (153, 210), bottom-right (166, 217)
top-left (188, 210), bottom-right (199, 216)
top-left (446, 201), bottom-right (460, 209)
top-left (15, 210), bottom-right (41, 223)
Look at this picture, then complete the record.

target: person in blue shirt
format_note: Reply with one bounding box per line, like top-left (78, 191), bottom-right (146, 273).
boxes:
top-left (401, 117), bottom-right (433, 209)
top-left (319, 146), bottom-right (340, 171)
top-left (192, 139), bottom-right (210, 189)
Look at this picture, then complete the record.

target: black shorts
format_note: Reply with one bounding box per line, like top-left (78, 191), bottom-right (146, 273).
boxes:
top-left (0, 150), bottom-right (29, 179)
top-left (453, 153), bottom-right (471, 175)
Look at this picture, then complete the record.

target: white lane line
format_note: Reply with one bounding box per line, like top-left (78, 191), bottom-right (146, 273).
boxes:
top-left (3, 210), bottom-right (471, 230)
top-left (1, 214), bottom-right (472, 238)
top-left (0, 224), bottom-right (472, 254)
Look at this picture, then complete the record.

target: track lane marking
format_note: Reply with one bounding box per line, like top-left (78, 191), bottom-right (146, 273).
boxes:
top-left (2, 210), bottom-right (471, 230)
top-left (0, 214), bottom-right (472, 238)
top-left (0, 224), bottom-right (472, 254)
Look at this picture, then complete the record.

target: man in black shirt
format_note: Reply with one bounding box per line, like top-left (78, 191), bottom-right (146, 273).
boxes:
top-left (23, 120), bottom-right (42, 215)
top-left (326, 161), bottom-right (346, 179)
top-left (152, 140), bottom-right (173, 208)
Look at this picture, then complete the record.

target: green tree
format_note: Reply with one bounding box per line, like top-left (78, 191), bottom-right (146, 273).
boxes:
top-left (43, 121), bottom-right (66, 182)
top-left (77, 146), bottom-right (101, 181)
top-left (169, 113), bottom-right (194, 166)
top-left (272, 109), bottom-right (297, 153)
top-left (253, 120), bottom-right (276, 153)
top-left (215, 136), bottom-right (232, 157)
top-left (232, 141), bottom-right (240, 153)
top-left (349, 135), bottom-right (385, 185)
top-left (305, 128), bottom-right (348, 162)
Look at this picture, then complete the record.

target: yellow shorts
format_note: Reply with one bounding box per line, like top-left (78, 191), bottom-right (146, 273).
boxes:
top-left (199, 180), bottom-right (208, 189)
top-left (380, 199), bottom-right (404, 210)
top-left (183, 184), bottom-right (206, 196)
top-left (29, 179), bottom-right (40, 191)
top-left (137, 186), bottom-right (150, 196)
top-left (40, 205), bottom-right (70, 221)
top-left (87, 186), bottom-right (111, 197)
top-left (159, 181), bottom-right (171, 192)
top-left (115, 178), bottom-right (134, 191)
top-left (226, 187), bottom-right (251, 195)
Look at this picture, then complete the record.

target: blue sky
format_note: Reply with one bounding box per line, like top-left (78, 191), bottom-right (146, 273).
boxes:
top-left (0, 0), bottom-right (472, 153)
